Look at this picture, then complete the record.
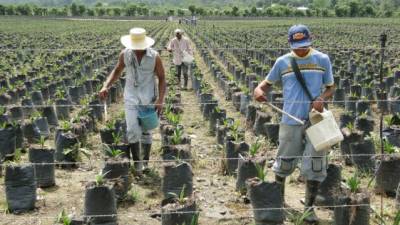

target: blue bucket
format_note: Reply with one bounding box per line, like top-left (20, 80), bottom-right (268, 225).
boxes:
top-left (138, 107), bottom-right (159, 132)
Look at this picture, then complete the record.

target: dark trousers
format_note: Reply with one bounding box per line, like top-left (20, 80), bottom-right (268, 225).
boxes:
top-left (176, 64), bottom-right (189, 87)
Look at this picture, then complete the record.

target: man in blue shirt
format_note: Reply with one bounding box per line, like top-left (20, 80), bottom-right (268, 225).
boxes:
top-left (254, 24), bottom-right (335, 223)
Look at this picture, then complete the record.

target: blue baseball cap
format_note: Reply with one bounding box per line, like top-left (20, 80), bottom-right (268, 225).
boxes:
top-left (288, 24), bottom-right (312, 49)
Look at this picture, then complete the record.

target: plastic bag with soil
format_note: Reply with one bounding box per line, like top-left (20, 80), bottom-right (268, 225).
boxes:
top-left (225, 140), bottom-right (249, 175)
top-left (84, 183), bottom-right (117, 225)
top-left (216, 125), bottom-right (226, 145)
top-left (55, 131), bottom-right (79, 163)
top-left (9, 106), bottom-right (24, 121)
top-left (42, 106), bottom-right (58, 126)
top-left (246, 178), bottom-right (284, 224)
top-left (315, 164), bottom-right (342, 207)
top-left (0, 124), bottom-right (16, 160)
top-left (100, 128), bottom-right (116, 145)
top-left (34, 117), bottom-right (50, 138)
top-left (31, 91), bottom-right (44, 106)
top-left (236, 156), bottom-right (266, 194)
top-left (22, 121), bottom-right (41, 144)
top-left (162, 162), bottom-right (193, 199)
top-left (28, 147), bottom-right (56, 188)
top-left (209, 109), bottom-right (226, 134)
top-left (264, 123), bottom-right (279, 145)
top-left (334, 192), bottom-right (370, 225)
top-left (350, 139), bottom-right (375, 173)
top-left (253, 111), bottom-right (271, 136)
top-left (161, 197), bottom-right (198, 225)
top-left (14, 123), bottom-right (24, 149)
top-left (202, 99), bottom-right (217, 120)
top-left (374, 154), bottom-right (400, 197)
top-left (102, 159), bottom-right (131, 201)
top-left (340, 130), bottom-right (363, 165)
top-left (162, 145), bottom-right (192, 163)
top-left (246, 104), bottom-right (260, 128)
top-left (55, 99), bottom-right (71, 120)
top-left (5, 165), bottom-right (37, 213)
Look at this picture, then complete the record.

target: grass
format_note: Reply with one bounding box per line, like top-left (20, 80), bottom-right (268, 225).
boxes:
top-left (56, 209), bottom-right (72, 225)
top-left (347, 173), bottom-right (361, 193)
top-left (126, 188), bottom-right (141, 204)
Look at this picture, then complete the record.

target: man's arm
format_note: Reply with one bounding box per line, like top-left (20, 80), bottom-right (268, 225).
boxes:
top-left (99, 50), bottom-right (125, 100)
top-left (254, 80), bottom-right (272, 102)
top-left (167, 39), bottom-right (174, 52)
top-left (154, 54), bottom-right (167, 114)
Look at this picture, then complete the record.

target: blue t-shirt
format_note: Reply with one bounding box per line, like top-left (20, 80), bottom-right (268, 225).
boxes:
top-left (265, 48), bottom-right (334, 125)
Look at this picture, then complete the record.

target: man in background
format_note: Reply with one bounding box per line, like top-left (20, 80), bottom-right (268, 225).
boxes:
top-left (167, 29), bottom-right (193, 89)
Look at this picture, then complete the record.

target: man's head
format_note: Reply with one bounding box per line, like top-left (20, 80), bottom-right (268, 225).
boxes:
top-left (175, 29), bottom-right (184, 39)
top-left (288, 25), bottom-right (312, 54)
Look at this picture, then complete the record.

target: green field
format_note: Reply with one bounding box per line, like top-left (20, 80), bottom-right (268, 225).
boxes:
top-left (0, 17), bottom-right (399, 225)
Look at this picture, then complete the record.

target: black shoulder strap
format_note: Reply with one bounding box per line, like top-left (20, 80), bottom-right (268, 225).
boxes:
top-left (290, 57), bottom-right (314, 101)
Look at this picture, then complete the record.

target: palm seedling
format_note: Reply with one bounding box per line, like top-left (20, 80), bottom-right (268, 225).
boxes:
top-left (249, 137), bottom-right (262, 158)
top-left (95, 170), bottom-right (110, 186)
top-left (103, 144), bottom-right (124, 158)
top-left (59, 120), bottom-right (73, 131)
top-left (255, 163), bottom-right (266, 182)
top-left (166, 112), bottom-right (182, 127)
top-left (63, 143), bottom-right (91, 162)
top-left (383, 140), bottom-right (399, 154)
top-left (56, 209), bottom-right (72, 225)
top-left (105, 119), bottom-right (116, 130)
top-left (171, 127), bottom-right (184, 145)
top-left (111, 131), bottom-right (123, 145)
top-left (347, 173), bottom-right (361, 193)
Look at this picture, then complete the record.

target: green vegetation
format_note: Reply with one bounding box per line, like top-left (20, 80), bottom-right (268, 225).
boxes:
top-left (0, 0), bottom-right (399, 18)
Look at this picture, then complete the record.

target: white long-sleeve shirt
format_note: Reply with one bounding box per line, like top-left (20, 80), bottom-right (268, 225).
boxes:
top-left (167, 37), bottom-right (193, 65)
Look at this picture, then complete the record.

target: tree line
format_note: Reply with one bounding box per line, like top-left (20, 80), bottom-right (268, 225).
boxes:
top-left (0, 1), bottom-right (399, 18)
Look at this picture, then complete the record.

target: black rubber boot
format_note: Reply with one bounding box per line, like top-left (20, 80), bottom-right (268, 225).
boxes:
top-left (141, 143), bottom-right (151, 171)
top-left (304, 180), bottom-right (320, 224)
top-left (275, 175), bottom-right (286, 206)
top-left (183, 73), bottom-right (188, 90)
top-left (129, 142), bottom-right (142, 175)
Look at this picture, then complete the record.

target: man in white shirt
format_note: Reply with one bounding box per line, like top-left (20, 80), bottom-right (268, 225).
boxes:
top-left (167, 29), bottom-right (193, 89)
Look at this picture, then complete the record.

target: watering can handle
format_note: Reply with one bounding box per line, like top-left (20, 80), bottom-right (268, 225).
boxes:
top-left (264, 102), bottom-right (305, 125)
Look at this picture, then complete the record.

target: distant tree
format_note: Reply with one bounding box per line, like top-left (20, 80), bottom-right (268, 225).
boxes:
top-left (335, 4), bottom-right (349, 17)
top-left (113, 7), bottom-right (121, 16)
top-left (140, 7), bottom-right (149, 16)
top-left (0, 4), bottom-right (5, 15)
top-left (95, 2), bottom-right (102, 7)
top-left (361, 4), bottom-right (376, 16)
top-left (195, 7), bottom-right (206, 16)
top-left (167, 9), bottom-right (174, 16)
top-left (331, 0), bottom-right (338, 7)
top-left (188, 5), bottom-right (196, 15)
top-left (231, 6), bottom-right (240, 16)
top-left (70, 3), bottom-right (79, 16)
top-left (16, 4), bottom-right (33, 16)
top-left (87, 8), bottom-right (95, 16)
top-left (348, 1), bottom-right (360, 17)
top-left (321, 8), bottom-right (329, 16)
top-left (177, 9), bottom-right (185, 16)
top-left (294, 9), bottom-right (306, 16)
top-left (95, 7), bottom-right (106, 16)
top-left (251, 6), bottom-right (258, 16)
top-left (78, 5), bottom-right (86, 15)
top-left (106, 8), bottom-right (113, 16)
top-left (125, 4), bottom-right (137, 16)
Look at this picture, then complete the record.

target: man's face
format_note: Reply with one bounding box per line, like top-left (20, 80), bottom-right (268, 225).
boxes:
top-left (292, 46), bottom-right (311, 57)
top-left (176, 33), bottom-right (182, 39)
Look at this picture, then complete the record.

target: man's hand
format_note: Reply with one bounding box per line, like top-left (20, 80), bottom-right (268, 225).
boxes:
top-left (99, 86), bottom-right (109, 101)
top-left (312, 97), bottom-right (324, 112)
top-left (154, 99), bottom-right (164, 116)
top-left (254, 86), bottom-right (267, 102)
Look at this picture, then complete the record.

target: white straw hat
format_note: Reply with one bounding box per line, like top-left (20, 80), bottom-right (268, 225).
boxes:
top-left (121, 28), bottom-right (155, 50)
top-left (174, 29), bottom-right (184, 34)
